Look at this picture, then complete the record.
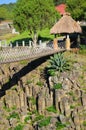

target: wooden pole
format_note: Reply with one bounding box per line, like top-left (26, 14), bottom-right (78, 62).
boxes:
top-left (53, 34), bottom-right (58, 49)
top-left (65, 35), bottom-right (71, 50)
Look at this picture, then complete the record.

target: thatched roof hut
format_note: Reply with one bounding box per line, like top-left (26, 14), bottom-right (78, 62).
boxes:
top-left (50, 13), bottom-right (82, 34)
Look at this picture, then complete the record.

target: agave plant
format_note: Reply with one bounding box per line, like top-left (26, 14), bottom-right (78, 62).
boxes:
top-left (48, 53), bottom-right (70, 74)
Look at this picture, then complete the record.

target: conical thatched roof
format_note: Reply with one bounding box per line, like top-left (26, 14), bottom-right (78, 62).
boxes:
top-left (50, 13), bottom-right (82, 34)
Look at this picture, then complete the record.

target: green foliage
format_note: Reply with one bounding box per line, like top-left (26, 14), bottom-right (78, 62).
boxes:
top-left (27, 80), bottom-right (32, 85)
top-left (7, 112), bottom-right (20, 120)
top-left (11, 105), bottom-right (17, 110)
top-left (79, 45), bottom-right (86, 55)
top-left (47, 69), bottom-right (56, 76)
top-left (24, 115), bottom-right (31, 123)
top-left (48, 53), bottom-right (70, 73)
top-left (83, 121), bottom-right (86, 126)
top-left (56, 121), bottom-right (66, 130)
top-left (14, 124), bottom-right (24, 130)
top-left (3, 105), bottom-right (11, 112)
top-left (0, 3), bottom-right (15, 20)
top-left (53, 83), bottom-right (62, 89)
top-left (38, 116), bottom-right (51, 127)
top-left (66, 0), bottom-right (86, 20)
top-left (34, 114), bottom-right (44, 122)
top-left (70, 105), bottom-right (75, 109)
top-left (46, 106), bottom-right (57, 113)
top-left (36, 81), bottom-right (43, 87)
top-left (55, 0), bottom-right (66, 5)
top-left (68, 91), bottom-right (74, 96)
top-left (13, 0), bottom-right (60, 33)
top-left (28, 96), bottom-right (36, 105)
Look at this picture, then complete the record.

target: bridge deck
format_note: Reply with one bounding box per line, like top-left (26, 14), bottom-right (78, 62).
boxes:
top-left (0, 45), bottom-right (65, 64)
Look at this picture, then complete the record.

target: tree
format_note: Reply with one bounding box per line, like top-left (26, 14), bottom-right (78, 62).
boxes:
top-left (13, 0), bottom-right (60, 45)
top-left (0, 4), bottom-right (15, 20)
top-left (66, 0), bottom-right (86, 21)
top-left (54, 0), bottom-right (66, 5)
top-left (0, 6), bottom-right (9, 20)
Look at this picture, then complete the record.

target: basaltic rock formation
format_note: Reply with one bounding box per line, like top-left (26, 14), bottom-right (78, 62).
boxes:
top-left (0, 54), bottom-right (86, 130)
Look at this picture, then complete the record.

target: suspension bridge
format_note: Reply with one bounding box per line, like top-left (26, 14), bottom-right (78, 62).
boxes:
top-left (0, 42), bottom-right (66, 64)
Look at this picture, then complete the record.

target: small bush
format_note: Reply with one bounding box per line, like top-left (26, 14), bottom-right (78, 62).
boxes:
top-left (24, 115), bottom-right (31, 123)
top-left (27, 80), bottom-right (32, 84)
top-left (38, 117), bottom-right (51, 127)
top-left (34, 114), bottom-right (44, 122)
top-left (28, 96), bottom-right (36, 105)
top-left (47, 69), bottom-right (56, 76)
top-left (46, 106), bottom-right (57, 113)
top-left (70, 105), bottom-right (75, 109)
top-left (83, 121), bottom-right (86, 126)
top-left (7, 112), bottom-right (20, 120)
top-left (36, 81), bottom-right (43, 87)
top-left (56, 121), bottom-right (66, 130)
top-left (53, 83), bottom-right (62, 89)
top-left (14, 124), bottom-right (24, 130)
top-left (47, 53), bottom-right (70, 74)
top-left (79, 45), bottom-right (86, 55)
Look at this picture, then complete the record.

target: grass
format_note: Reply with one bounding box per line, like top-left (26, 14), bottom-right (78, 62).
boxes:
top-left (53, 83), bottom-right (62, 89)
top-left (79, 44), bottom-right (86, 55)
top-left (14, 124), bottom-right (24, 130)
top-left (56, 121), bottom-right (66, 130)
top-left (33, 114), bottom-right (44, 122)
top-left (28, 96), bottom-right (36, 105)
top-left (7, 112), bottom-right (20, 120)
top-left (0, 28), bottom-right (54, 45)
top-left (24, 115), bottom-right (31, 123)
top-left (38, 116), bottom-right (51, 127)
top-left (38, 28), bottom-right (54, 41)
top-left (36, 81), bottom-right (43, 87)
top-left (27, 79), bottom-right (33, 85)
top-left (70, 105), bottom-right (75, 109)
top-left (83, 121), bottom-right (86, 126)
top-left (46, 106), bottom-right (57, 113)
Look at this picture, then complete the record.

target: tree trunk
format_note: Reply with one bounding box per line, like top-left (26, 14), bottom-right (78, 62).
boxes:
top-left (33, 32), bottom-right (38, 47)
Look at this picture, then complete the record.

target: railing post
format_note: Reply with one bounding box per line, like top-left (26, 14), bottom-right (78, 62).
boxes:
top-left (39, 40), bottom-right (42, 45)
top-left (5, 43), bottom-right (7, 47)
top-left (16, 41), bottom-right (18, 47)
top-left (22, 41), bottom-right (25, 47)
top-left (29, 40), bottom-right (32, 47)
top-left (0, 41), bottom-right (1, 47)
top-left (10, 43), bottom-right (12, 48)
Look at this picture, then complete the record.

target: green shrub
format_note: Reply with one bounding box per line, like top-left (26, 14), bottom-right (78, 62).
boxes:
top-left (3, 105), bottom-right (11, 112)
top-left (28, 96), bottom-right (36, 105)
top-left (46, 106), bottom-right (57, 113)
top-left (7, 112), bottom-right (20, 120)
top-left (38, 117), bottom-right (51, 127)
top-left (70, 105), bottom-right (75, 109)
top-left (79, 45), bottom-right (86, 55)
top-left (56, 121), bottom-right (66, 130)
top-left (47, 69), bottom-right (56, 76)
top-left (34, 114), bottom-right (44, 122)
top-left (83, 121), bottom-right (86, 126)
top-left (14, 124), bottom-right (24, 130)
top-left (53, 83), bottom-right (62, 89)
top-left (27, 80), bottom-right (32, 84)
top-left (47, 53), bottom-right (70, 74)
top-left (24, 115), bottom-right (31, 123)
top-left (36, 81), bottom-right (43, 87)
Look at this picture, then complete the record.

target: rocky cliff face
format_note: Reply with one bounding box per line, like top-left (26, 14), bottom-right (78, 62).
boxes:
top-left (0, 53), bottom-right (86, 130)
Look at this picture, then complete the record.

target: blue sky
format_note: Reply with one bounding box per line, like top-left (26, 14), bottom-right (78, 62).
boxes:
top-left (0, 0), bottom-right (16, 5)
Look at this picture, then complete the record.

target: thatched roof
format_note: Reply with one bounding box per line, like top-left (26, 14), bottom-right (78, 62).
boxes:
top-left (50, 13), bottom-right (82, 34)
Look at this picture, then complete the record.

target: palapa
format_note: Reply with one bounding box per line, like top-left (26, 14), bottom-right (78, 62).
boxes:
top-left (50, 13), bottom-right (82, 34)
